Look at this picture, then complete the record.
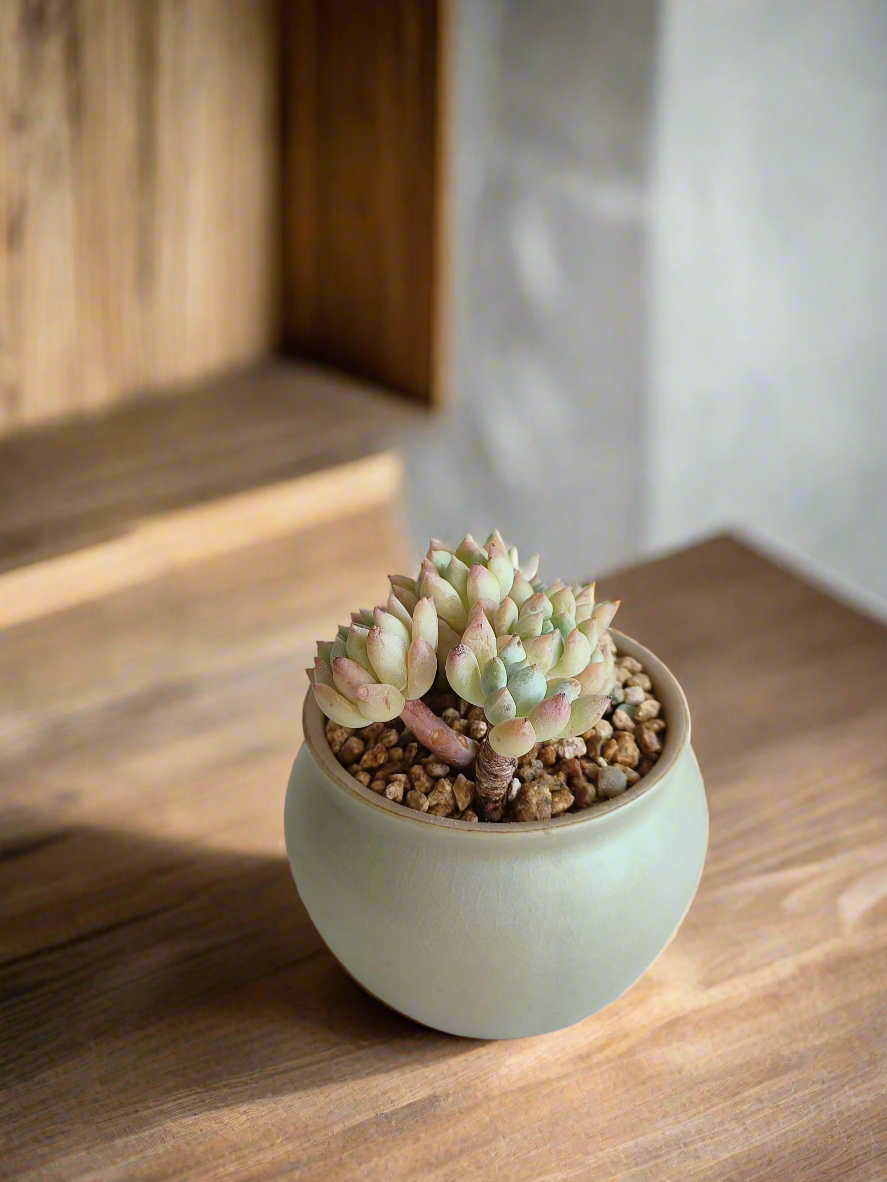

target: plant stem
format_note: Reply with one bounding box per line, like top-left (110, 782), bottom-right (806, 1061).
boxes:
top-left (474, 738), bottom-right (517, 821)
top-left (399, 699), bottom-right (479, 769)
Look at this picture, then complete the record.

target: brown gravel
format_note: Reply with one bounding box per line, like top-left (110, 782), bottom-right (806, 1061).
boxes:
top-left (325, 648), bottom-right (666, 823)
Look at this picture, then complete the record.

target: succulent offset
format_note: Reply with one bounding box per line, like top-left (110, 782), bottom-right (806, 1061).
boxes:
top-left (309, 530), bottom-right (622, 818)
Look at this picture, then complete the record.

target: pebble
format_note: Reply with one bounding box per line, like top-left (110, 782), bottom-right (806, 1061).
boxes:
top-left (359, 743), bottom-right (389, 770)
top-left (426, 761), bottom-right (451, 779)
top-left (384, 780), bottom-right (405, 802)
top-left (452, 774), bottom-right (476, 812)
top-left (609, 684), bottom-right (625, 706)
top-left (469, 718), bottom-right (489, 740)
top-left (550, 787), bottom-right (575, 816)
top-left (326, 723), bottom-right (352, 754)
top-left (555, 736), bottom-right (587, 760)
top-left (460, 808), bottom-right (479, 822)
top-left (406, 789), bottom-right (429, 811)
top-left (539, 743), bottom-right (558, 767)
top-left (441, 707), bottom-right (461, 726)
top-left (508, 776), bottom-right (522, 801)
top-left (409, 764), bottom-right (433, 793)
top-left (636, 723), bottom-right (663, 756)
top-left (572, 779), bottom-right (597, 809)
top-left (625, 673), bottom-right (652, 691)
top-left (380, 727), bottom-right (400, 748)
top-left (513, 780), bottom-right (553, 822)
top-left (602, 732), bottom-right (641, 768)
top-left (598, 766), bottom-right (628, 798)
top-left (363, 722), bottom-right (385, 743)
top-left (634, 698), bottom-right (661, 722)
top-left (427, 778), bottom-right (456, 816)
top-left (618, 657), bottom-right (643, 674)
top-left (338, 735), bottom-right (365, 764)
top-left (353, 769), bottom-right (371, 787)
top-left (611, 705), bottom-right (637, 732)
top-left (623, 685), bottom-right (646, 706)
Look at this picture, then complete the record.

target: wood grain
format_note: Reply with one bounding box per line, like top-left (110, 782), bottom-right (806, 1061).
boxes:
top-left (0, 0), bottom-right (279, 435)
top-left (0, 359), bottom-right (419, 576)
top-left (282, 0), bottom-right (445, 405)
top-left (2, 535), bottom-right (887, 1180)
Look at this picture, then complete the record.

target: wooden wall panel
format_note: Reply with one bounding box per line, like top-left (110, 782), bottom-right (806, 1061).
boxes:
top-left (282, 0), bottom-right (445, 405)
top-left (0, 0), bottom-right (280, 436)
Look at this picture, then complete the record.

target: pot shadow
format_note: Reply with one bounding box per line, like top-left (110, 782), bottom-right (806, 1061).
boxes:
top-left (0, 814), bottom-right (478, 1165)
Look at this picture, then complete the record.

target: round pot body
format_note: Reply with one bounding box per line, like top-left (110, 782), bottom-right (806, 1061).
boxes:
top-left (284, 631), bottom-right (707, 1039)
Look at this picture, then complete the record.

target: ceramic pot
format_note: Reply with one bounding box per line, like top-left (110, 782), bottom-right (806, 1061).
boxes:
top-left (284, 630), bottom-right (707, 1039)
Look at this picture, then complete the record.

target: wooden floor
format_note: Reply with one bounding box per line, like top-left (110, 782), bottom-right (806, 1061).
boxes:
top-left (2, 529), bottom-right (886, 1180)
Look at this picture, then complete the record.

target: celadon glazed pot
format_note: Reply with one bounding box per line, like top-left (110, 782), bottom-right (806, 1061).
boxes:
top-left (285, 630), bottom-right (707, 1039)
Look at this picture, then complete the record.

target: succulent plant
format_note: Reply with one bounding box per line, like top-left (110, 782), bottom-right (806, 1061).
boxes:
top-left (308, 530), bottom-right (622, 819)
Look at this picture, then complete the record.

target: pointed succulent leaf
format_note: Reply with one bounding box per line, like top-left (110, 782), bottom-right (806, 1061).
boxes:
top-left (466, 563), bottom-right (501, 609)
top-left (436, 618), bottom-right (462, 664)
top-left (528, 692), bottom-right (572, 741)
top-left (455, 534), bottom-right (487, 567)
top-left (485, 528), bottom-right (508, 551)
top-left (445, 643), bottom-right (485, 706)
top-left (419, 568), bottom-right (468, 630)
top-left (313, 656), bottom-right (334, 687)
top-left (313, 683), bottom-right (367, 728)
top-left (566, 694), bottom-right (611, 737)
top-left (410, 596), bottom-right (439, 650)
top-left (575, 657), bottom-right (611, 695)
top-left (346, 624), bottom-right (373, 672)
top-left (497, 634), bottom-right (527, 668)
top-left (520, 553), bottom-right (540, 581)
top-left (522, 630), bottom-right (563, 675)
top-left (428, 549), bottom-right (452, 575)
top-left (316, 640), bottom-right (333, 663)
top-left (484, 686), bottom-right (517, 725)
top-left (406, 637), bottom-right (437, 700)
top-left (330, 635), bottom-right (347, 663)
top-left (486, 537), bottom-right (515, 597)
top-left (366, 627), bottom-right (408, 691)
top-left (387, 591), bottom-right (414, 630)
top-left (577, 618), bottom-right (599, 649)
top-left (390, 582), bottom-right (419, 614)
top-left (548, 628), bottom-right (591, 678)
top-left (592, 600), bottom-right (621, 633)
top-left (509, 572), bottom-right (534, 608)
top-left (545, 677), bottom-right (582, 702)
top-left (488, 717), bottom-right (537, 759)
top-left (493, 596), bottom-right (518, 635)
top-left (351, 608), bottom-right (375, 627)
top-left (522, 592), bottom-right (552, 620)
top-left (356, 682), bottom-right (405, 722)
top-left (374, 605), bottom-right (410, 646)
top-left (507, 663), bottom-right (547, 714)
top-left (515, 610), bottom-right (544, 640)
top-left (440, 554), bottom-right (470, 600)
top-left (480, 655), bottom-right (508, 696)
top-left (549, 586), bottom-right (576, 620)
top-left (389, 573), bottom-right (418, 592)
top-left (332, 655), bottom-right (377, 702)
top-left (460, 603), bottom-right (497, 668)
top-left (553, 613), bottom-right (576, 640)
top-left (508, 545), bottom-right (519, 567)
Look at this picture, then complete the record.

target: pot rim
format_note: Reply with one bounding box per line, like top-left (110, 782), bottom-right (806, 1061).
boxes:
top-left (301, 628), bottom-right (691, 834)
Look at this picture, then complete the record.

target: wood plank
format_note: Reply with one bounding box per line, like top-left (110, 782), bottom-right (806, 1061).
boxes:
top-left (281, 0), bottom-right (445, 404)
top-left (2, 535), bottom-right (886, 1180)
top-left (0, 359), bottom-right (419, 576)
top-left (0, 0), bottom-right (279, 435)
